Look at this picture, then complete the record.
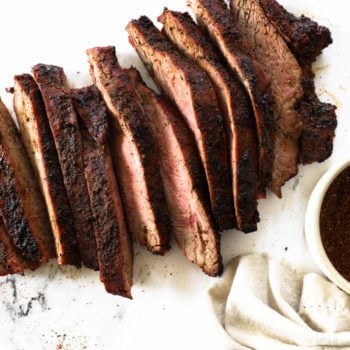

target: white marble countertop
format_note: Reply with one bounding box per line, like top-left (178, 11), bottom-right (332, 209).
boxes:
top-left (0, 0), bottom-right (349, 349)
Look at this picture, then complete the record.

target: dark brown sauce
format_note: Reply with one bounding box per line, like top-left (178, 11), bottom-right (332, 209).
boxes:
top-left (320, 166), bottom-right (350, 281)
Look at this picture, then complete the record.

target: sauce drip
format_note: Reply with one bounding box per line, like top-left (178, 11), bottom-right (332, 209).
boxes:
top-left (320, 166), bottom-right (350, 281)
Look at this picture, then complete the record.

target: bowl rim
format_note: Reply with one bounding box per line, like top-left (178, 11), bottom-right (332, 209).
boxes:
top-left (305, 159), bottom-right (350, 294)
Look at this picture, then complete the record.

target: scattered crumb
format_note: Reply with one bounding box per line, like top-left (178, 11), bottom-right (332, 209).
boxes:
top-left (285, 247), bottom-right (288, 251)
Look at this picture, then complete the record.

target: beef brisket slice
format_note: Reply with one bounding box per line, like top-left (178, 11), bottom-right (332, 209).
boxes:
top-left (188, 0), bottom-right (275, 196)
top-left (126, 16), bottom-right (235, 231)
top-left (159, 9), bottom-right (259, 232)
top-left (71, 85), bottom-right (133, 298)
top-left (86, 46), bottom-right (170, 254)
top-left (231, 0), bottom-right (303, 196)
top-left (127, 67), bottom-right (222, 276)
top-left (256, 0), bottom-right (337, 164)
top-left (32, 64), bottom-right (98, 270)
top-left (0, 97), bottom-right (55, 268)
top-left (258, 0), bottom-right (332, 65)
top-left (13, 74), bottom-right (80, 266)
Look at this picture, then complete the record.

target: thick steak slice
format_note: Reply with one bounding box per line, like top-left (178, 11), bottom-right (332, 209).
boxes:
top-left (159, 9), bottom-right (259, 232)
top-left (0, 98), bottom-right (55, 269)
top-left (71, 85), bottom-right (133, 298)
top-left (86, 46), bottom-right (170, 254)
top-left (127, 67), bottom-right (222, 276)
top-left (256, 0), bottom-right (337, 164)
top-left (230, 0), bottom-right (303, 196)
top-left (13, 74), bottom-right (81, 266)
top-left (32, 64), bottom-right (98, 270)
top-left (0, 217), bottom-right (24, 275)
top-left (257, 0), bottom-right (332, 65)
top-left (188, 0), bottom-right (275, 196)
top-left (126, 16), bottom-right (235, 231)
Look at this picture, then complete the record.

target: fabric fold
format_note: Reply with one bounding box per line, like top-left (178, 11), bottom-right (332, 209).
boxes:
top-left (205, 253), bottom-right (350, 349)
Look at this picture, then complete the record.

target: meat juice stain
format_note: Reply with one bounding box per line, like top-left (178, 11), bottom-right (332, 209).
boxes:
top-left (320, 166), bottom-right (350, 281)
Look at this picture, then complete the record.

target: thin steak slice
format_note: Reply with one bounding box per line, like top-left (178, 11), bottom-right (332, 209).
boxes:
top-left (86, 46), bottom-right (170, 254)
top-left (188, 0), bottom-right (275, 196)
top-left (127, 67), bottom-right (222, 276)
top-left (71, 85), bottom-right (133, 298)
top-left (0, 97), bottom-right (55, 269)
top-left (257, 0), bottom-right (337, 164)
top-left (32, 64), bottom-right (98, 270)
top-left (13, 74), bottom-right (81, 266)
top-left (0, 216), bottom-right (25, 275)
top-left (230, 0), bottom-right (304, 196)
top-left (159, 9), bottom-right (259, 232)
top-left (126, 16), bottom-right (235, 231)
top-left (257, 0), bottom-right (332, 65)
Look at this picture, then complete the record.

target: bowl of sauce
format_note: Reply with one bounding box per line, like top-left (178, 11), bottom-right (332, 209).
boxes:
top-left (305, 159), bottom-right (350, 294)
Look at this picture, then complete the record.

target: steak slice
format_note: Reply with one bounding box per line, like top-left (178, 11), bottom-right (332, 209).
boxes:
top-left (86, 46), bottom-right (170, 254)
top-left (127, 67), bottom-right (222, 276)
top-left (32, 64), bottom-right (98, 270)
top-left (188, 0), bottom-right (275, 196)
top-left (230, 0), bottom-right (304, 196)
top-left (126, 16), bottom-right (235, 231)
top-left (159, 9), bottom-right (259, 232)
top-left (13, 74), bottom-right (81, 266)
top-left (256, 0), bottom-right (337, 164)
top-left (0, 97), bottom-right (55, 269)
top-left (0, 217), bottom-right (25, 275)
top-left (257, 0), bottom-right (332, 65)
top-left (71, 85), bottom-right (133, 298)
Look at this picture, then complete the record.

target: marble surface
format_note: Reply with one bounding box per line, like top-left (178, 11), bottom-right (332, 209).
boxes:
top-left (0, 0), bottom-right (349, 349)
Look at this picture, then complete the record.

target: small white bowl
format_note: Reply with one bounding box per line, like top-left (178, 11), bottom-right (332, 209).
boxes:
top-left (305, 159), bottom-right (350, 294)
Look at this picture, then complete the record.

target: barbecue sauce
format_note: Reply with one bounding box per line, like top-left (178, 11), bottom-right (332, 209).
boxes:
top-left (320, 166), bottom-right (350, 281)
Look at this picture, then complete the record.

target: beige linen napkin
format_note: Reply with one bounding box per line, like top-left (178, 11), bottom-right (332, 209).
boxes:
top-left (206, 253), bottom-right (350, 350)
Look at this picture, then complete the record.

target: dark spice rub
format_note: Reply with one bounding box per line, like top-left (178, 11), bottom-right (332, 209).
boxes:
top-left (13, 74), bottom-right (80, 266)
top-left (32, 64), bottom-right (98, 270)
top-left (320, 167), bottom-right (350, 281)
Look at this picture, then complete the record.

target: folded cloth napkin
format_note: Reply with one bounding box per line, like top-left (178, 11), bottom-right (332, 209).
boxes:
top-left (205, 253), bottom-right (350, 350)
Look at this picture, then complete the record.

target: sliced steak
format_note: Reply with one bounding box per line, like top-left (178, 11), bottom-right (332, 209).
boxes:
top-left (159, 9), bottom-right (259, 232)
top-left (126, 16), bottom-right (235, 231)
top-left (127, 67), bottom-right (222, 276)
top-left (230, 0), bottom-right (304, 196)
top-left (32, 64), bottom-right (98, 270)
top-left (257, 0), bottom-right (332, 65)
top-left (0, 97), bottom-right (55, 269)
top-left (188, 0), bottom-right (275, 196)
top-left (71, 85), bottom-right (133, 298)
top-left (86, 46), bottom-right (170, 254)
top-left (0, 217), bottom-right (24, 275)
top-left (13, 74), bottom-right (81, 266)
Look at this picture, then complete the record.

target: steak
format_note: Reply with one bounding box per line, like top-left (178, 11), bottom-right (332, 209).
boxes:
top-left (126, 16), bottom-right (235, 231)
top-left (188, 0), bottom-right (275, 196)
top-left (230, 0), bottom-right (304, 196)
top-left (13, 74), bottom-right (81, 266)
top-left (86, 46), bottom-right (170, 254)
top-left (71, 86), bottom-right (133, 297)
top-left (32, 64), bottom-right (98, 270)
top-left (257, 0), bottom-right (332, 65)
top-left (127, 67), bottom-right (222, 276)
top-left (159, 9), bottom-right (259, 232)
top-left (0, 97), bottom-right (55, 269)
top-left (256, 0), bottom-right (337, 164)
